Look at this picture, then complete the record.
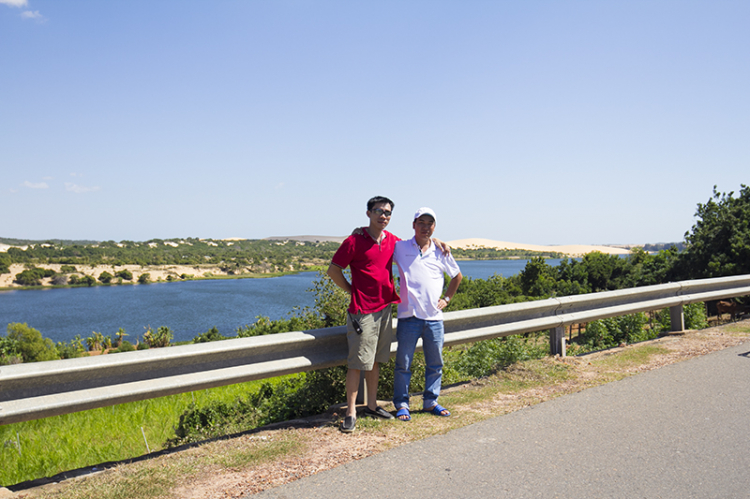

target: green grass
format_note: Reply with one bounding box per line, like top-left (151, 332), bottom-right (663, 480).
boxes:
top-left (591, 344), bottom-right (670, 371)
top-left (0, 376), bottom-right (297, 487)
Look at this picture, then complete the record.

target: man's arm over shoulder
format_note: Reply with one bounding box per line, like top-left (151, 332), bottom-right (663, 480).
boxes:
top-left (432, 237), bottom-right (451, 255)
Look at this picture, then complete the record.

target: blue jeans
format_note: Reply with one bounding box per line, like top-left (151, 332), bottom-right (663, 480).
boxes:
top-left (393, 317), bottom-right (445, 410)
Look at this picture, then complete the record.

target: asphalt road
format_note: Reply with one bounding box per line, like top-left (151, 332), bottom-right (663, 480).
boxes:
top-left (253, 342), bottom-right (750, 499)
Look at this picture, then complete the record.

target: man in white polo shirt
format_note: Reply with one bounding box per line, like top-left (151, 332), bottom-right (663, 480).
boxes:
top-left (392, 207), bottom-right (463, 421)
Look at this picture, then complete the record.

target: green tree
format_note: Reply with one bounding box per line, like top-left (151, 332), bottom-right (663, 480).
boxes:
top-left (98, 271), bottom-right (114, 283)
top-left (6, 323), bottom-right (59, 362)
top-left (519, 257), bottom-right (557, 297)
top-left (580, 252), bottom-right (629, 292)
top-left (675, 185), bottom-right (750, 279)
top-left (0, 253), bottom-right (10, 274)
top-left (138, 273), bottom-right (151, 284)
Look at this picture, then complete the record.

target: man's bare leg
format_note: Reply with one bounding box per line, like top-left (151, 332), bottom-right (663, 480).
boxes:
top-left (365, 362), bottom-right (380, 410)
top-left (345, 368), bottom-right (361, 417)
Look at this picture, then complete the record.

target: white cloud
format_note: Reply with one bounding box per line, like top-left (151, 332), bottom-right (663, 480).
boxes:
top-left (20, 10), bottom-right (45, 21)
top-left (70, 172), bottom-right (83, 177)
top-left (65, 182), bottom-right (101, 194)
top-left (275, 183), bottom-right (285, 190)
top-left (23, 181), bottom-right (49, 189)
top-left (0, 0), bottom-right (28, 8)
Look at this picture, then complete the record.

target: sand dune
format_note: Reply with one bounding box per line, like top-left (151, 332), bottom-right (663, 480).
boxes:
top-left (447, 238), bottom-right (631, 257)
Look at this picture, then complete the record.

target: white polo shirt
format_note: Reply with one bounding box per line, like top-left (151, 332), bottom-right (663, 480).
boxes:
top-left (393, 236), bottom-right (461, 321)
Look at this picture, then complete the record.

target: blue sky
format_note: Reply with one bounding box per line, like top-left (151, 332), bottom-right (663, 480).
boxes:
top-left (2, 1), bottom-right (748, 245)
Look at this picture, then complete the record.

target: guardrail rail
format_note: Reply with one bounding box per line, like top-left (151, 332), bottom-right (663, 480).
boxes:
top-left (2, 274), bottom-right (749, 425)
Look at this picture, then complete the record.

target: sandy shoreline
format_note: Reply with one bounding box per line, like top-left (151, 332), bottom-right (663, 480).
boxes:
top-left (0, 263), bottom-right (234, 289)
top-left (446, 238), bottom-right (631, 257)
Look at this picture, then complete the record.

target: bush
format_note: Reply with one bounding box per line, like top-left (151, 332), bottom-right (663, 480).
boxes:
top-left (5, 322), bottom-right (59, 363)
top-left (138, 273), bottom-right (151, 284)
top-left (57, 335), bottom-right (86, 359)
top-left (14, 268), bottom-right (45, 286)
top-left (143, 326), bottom-right (172, 348)
top-left (0, 334), bottom-right (22, 364)
top-left (454, 335), bottom-right (548, 378)
top-left (98, 271), bottom-right (114, 283)
top-left (60, 265), bottom-right (77, 273)
top-left (0, 253), bottom-right (10, 274)
top-left (112, 340), bottom-right (136, 353)
top-left (581, 313), bottom-right (651, 350)
top-left (115, 269), bottom-right (133, 280)
top-left (193, 326), bottom-right (228, 343)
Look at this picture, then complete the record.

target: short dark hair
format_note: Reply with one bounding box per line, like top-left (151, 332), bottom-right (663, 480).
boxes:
top-left (367, 196), bottom-right (395, 212)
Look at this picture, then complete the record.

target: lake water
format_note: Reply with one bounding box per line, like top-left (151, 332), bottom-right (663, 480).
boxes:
top-left (0, 259), bottom-right (562, 344)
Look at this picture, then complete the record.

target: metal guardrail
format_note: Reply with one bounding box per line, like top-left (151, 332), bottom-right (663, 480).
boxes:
top-left (2, 274), bottom-right (750, 425)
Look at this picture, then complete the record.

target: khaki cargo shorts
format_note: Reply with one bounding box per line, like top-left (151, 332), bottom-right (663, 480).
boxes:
top-left (346, 305), bottom-right (393, 371)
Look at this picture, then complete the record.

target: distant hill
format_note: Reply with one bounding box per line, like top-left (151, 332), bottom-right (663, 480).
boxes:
top-left (0, 237), bottom-right (99, 247)
top-left (264, 235), bottom-right (347, 244)
top-left (447, 238), bottom-right (631, 257)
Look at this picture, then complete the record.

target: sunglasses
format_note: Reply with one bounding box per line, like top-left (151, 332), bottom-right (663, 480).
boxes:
top-left (371, 208), bottom-right (392, 217)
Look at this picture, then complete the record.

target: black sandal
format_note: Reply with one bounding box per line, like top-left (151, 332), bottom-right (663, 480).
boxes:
top-left (364, 406), bottom-right (394, 419)
top-left (340, 415), bottom-right (356, 433)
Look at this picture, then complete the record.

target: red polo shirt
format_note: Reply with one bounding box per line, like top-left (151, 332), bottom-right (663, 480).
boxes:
top-left (331, 229), bottom-right (401, 314)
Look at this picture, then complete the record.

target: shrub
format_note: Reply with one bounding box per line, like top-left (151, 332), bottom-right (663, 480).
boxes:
top-left (138, 273), bottom-right (151, 284)
top-left (57, 335), bottom-right (86, 359)
top-left (86, 332), bottom-right (105, 351)
top-left (454, 335), bottom-right (548, 378)
top-left (115, 269), bottom-right (133, 280)
top-left (143, 326), bottom-right (172, 348)
top-left (0, 334), bottom-right (22, 364)
top-left (5, 322), bottom-right (59, 363)
top-left (581, 313), bottom-right (651, 350)
top-left (112, 340), bottom-right (136, 353)
top-left (98, 271), bottom-right (114, 283)
top-left (193, 326), bottom-right (228, 343)
top-left (14, 269), bottom-right (44, 286)
top-left (60, 265), bottom-right (77, 273)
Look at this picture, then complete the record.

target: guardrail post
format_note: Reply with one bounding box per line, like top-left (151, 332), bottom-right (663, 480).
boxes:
top-left (670, 305), bottom-right (685, 332)
top-left (550, 326), bottom-right (566, 357)
top-left (356, 371), bottom-right (367, 405)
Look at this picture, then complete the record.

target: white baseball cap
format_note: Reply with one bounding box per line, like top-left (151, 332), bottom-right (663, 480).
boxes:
top-left (413, 207), bottom-right (437, 221)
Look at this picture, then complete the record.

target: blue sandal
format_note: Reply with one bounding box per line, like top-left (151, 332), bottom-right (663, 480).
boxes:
top-left (396, 407), bottom-right (411, 421)
top-left (424, 404), bottom-right (450, 417)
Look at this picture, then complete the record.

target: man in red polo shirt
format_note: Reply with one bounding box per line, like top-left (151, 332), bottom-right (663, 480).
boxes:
top-left (327, 196), bottom-right (400, 433)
